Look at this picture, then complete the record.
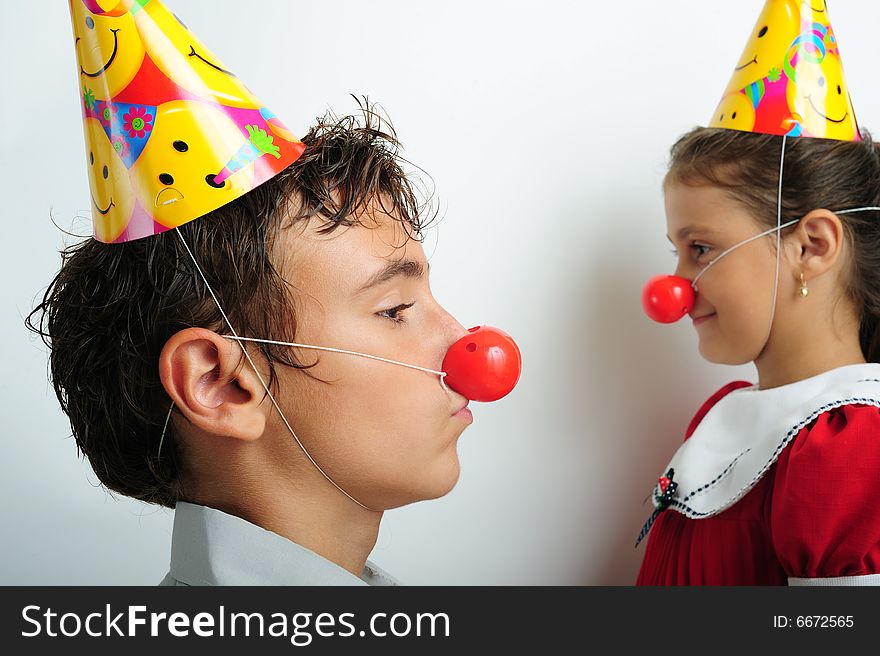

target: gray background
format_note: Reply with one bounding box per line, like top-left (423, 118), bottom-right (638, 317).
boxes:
top-left (3, 0), bottom-right (876, 584)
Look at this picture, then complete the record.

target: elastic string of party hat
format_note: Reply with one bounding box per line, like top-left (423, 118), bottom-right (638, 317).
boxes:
top-left (168, 226), bottom-right (380, 513)
top-left (690, 136), bottom-right (788, 358)
top-left (224, 336), bottom-right (449, 390)
top-left (767, 133), bottom-right (788, 341)
top-left (691, 135), bottom-right (792, 296)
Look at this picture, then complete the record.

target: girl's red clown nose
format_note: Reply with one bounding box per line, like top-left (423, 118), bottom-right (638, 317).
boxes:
top-left (641, 275), bottom-right (695, 324)
top-left (442, 326), bottom-right (522, 402)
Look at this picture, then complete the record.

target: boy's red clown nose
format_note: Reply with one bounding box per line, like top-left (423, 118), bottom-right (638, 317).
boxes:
top-left (442, 326), bottom-right (522, 402)
top-left (642, 275), bottom-right (695, 324)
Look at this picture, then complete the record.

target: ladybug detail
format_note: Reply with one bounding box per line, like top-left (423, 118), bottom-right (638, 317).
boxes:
top-left (654, 468), bottom-right (678, 510)
top-left (635, 468), bottom-right (680, 548)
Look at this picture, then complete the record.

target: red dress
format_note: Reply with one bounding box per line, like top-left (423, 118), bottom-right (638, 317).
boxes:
top-left (636, 380), bottom-right (880, 585)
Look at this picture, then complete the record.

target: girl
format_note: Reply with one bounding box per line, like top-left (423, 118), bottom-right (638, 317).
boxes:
top-left (636, 128), bottom-right (880, 585)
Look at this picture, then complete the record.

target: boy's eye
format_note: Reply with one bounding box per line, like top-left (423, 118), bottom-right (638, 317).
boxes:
top-left (377, 302), bottom-right (415, 324)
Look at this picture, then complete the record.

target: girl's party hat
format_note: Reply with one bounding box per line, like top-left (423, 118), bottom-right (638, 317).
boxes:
top-left (708, 0), bottom-right (860, 141)
top-left (69, 0), bottom-right (305, 243)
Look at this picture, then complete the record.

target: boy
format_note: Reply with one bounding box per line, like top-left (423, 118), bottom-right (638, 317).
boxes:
top-left (29, 103), bottom-right (475, 585)
top-left (39, 0), bottom-right (517, 586)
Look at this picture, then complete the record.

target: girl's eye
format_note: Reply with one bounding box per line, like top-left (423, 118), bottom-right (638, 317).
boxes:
top-left (377, 302), bottom-right (415, 324)
top-left (669, 244), bottom-right (710, 258)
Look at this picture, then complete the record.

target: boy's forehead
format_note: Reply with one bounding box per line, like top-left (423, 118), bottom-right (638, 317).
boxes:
top-left (274, 206), bottom-right (427, 292)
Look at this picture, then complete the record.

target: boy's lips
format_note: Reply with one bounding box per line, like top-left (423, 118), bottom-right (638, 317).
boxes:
top-left (453, 401), bottom-right (472, 423)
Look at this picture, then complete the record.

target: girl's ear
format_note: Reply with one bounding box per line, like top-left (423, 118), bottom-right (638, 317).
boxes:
top-left (158, 327), bottom-right (269, 441)
top-left (789, 209), bottom-right (846, 277)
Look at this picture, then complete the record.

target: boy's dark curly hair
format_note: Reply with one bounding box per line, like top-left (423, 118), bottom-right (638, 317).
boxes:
top-left (26, 99), bottom-right (436, 509)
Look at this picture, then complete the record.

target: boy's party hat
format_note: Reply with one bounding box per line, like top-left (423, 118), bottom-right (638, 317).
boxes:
top-left (69, 0), bottom-right (306, 243)
top-left (708, 0), bottom-right (860, 141)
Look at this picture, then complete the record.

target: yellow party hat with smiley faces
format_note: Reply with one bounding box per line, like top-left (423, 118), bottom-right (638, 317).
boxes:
top-left (709, 0), bottom-right (860, 141)
top-left (69, 0), bottom-right (305, 243)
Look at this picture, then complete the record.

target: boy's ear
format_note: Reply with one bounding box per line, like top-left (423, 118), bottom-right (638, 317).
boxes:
top-left (158, 327), bottom-right (268, 441)
top-left (789, 209), bottom-right (845, 277)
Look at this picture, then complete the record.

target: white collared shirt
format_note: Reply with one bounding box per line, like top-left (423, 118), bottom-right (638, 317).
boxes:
top-left (157, 501), bottom-right (399, 586)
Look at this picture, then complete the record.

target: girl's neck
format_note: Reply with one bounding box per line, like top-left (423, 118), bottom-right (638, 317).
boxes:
top-left (754, 321), bottom-right (867, 390)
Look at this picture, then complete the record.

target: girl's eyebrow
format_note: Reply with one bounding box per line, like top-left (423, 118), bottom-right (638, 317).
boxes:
top-left (666, 226), bottom-right (713, 243)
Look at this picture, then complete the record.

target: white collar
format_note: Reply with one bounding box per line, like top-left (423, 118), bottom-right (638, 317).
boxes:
top-left (167, 501), bottom-right (399, 586)
top-left (656, 363), bottom-right (880, 519)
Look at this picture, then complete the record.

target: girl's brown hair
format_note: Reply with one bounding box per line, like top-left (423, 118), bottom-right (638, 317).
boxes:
top-left (25, 100), bottom-right (436, 509)
top-left (666, 127), bottom-right (880, 361)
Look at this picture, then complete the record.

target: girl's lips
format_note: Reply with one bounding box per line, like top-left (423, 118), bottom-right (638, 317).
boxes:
top-left (692, 313), bottom-right (716, 326)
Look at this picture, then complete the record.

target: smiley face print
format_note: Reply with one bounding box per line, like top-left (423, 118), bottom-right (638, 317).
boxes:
top-left (132, 1), bottom-right (262, 108)
top-left (709, 92), bottom-right (757, 132)
top-left (69, 0), bottom-right (145, 101)
top-left (83, 117), bottom-right (135, 242)
top-left (130, 100), bottom-right (255, 228)
top-left (80, 0), bottom-right (128, 15)
top-left (723, 0), bottom-right (801, 94)
top-left (722, 0), bottom-right (839, 96)
top-left (806, 1), bottom-right (829, 20)
top-left (786, 52), bottom-right (858, 140)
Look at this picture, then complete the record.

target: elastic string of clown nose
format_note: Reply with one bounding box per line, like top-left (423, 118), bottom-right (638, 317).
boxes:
top-left (835, 207), bottom-right (880, 215)
top-left (690, 219), bottom-right (801, 290)
top-left (689, 206), bottom-right (880, 293)
top-left (164, 227), bottom-right (380, 513)
top-left (224, 336), bottom-right (449, 390)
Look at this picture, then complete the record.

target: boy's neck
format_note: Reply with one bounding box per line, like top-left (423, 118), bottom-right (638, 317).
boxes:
top-left (189, 471), bottom-right (383, 579)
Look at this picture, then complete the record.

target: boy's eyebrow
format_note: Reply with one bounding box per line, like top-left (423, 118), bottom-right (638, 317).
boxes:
top-left (354, 258), bottom-right (428, 295)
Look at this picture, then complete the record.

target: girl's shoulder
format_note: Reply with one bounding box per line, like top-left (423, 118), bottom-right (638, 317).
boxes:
top-left (773, 401), bottom-right (880, 489)
top-left (772, 398), bottom-right (880, 483)
top-left (770, 402), bottom-right (880, 583)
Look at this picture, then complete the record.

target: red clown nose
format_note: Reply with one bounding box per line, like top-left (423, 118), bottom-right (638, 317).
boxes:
top-left (442, 326), bottom-right (522, 402)
top-left (642, 275), bottom-right (695, 324)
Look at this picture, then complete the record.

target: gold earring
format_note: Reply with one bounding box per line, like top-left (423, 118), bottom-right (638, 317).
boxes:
top-left (799, 272), bottom-right (809, 298)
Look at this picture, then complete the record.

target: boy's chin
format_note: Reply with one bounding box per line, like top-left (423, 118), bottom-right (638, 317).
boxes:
top-left (381, 454), bottom-right (462, 510)
top-left (423, 456), bottom-right (462, 501)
